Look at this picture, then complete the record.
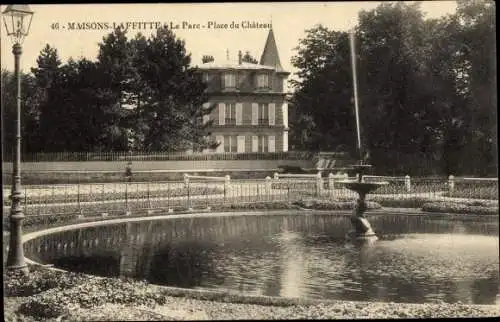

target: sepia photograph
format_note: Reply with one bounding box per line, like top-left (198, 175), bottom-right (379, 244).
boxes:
top-left (1, 1), bottom-right (498, 320)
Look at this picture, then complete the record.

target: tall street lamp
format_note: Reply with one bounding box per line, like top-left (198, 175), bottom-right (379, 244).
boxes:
top-left (3, 4), bottom-right (34, 274)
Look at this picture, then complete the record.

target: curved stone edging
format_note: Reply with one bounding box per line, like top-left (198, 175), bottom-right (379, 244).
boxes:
top-left (21, 208), bottom-right (496, 308)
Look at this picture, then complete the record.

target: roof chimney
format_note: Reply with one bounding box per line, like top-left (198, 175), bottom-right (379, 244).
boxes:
top-left (238, 50), bottom-right (242, 65)
top-left (202, 55), bottom-right (214, 63)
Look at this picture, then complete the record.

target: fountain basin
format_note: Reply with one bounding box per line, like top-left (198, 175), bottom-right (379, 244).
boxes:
top-left (22, 211), bottom-right (500, 305)
top-left (337, 180), bottom-right (389, 195)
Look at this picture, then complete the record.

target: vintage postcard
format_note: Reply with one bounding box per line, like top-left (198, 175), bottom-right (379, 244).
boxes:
top-left (2, 2), bottom-right (498, 321)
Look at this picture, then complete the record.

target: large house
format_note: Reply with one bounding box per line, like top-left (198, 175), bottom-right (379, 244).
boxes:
top-left (198, 28), bottom-right (290, 153)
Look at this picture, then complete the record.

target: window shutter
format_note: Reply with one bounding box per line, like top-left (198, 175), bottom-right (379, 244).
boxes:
top-left (282, 102), bottom-right (288, 128)
top-left (237, 135), bottom-right (245, 153)
top-left (252, 136), bottom-right (258, 152)
top-left (235, 103), bottom-right (243, 125)
top-left (268, 135), bottom-right (276, 152)
top-left (283, 131), bottom-right (288, 152)
top-left (218, 103), bottom-right (225, 125)
top-left (269, 103), bottom-right (275, 126)
top-left (251, 103), bottom-right (259, 125)
top-left (202, 103), bottom-right (210, 124)
top-left (216, 135), bottom-right (224, 153)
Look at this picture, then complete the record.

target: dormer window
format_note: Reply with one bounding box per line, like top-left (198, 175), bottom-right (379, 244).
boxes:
top-left (223, 72), bottom-right (237, 89)
top-left (257, 73), bottom-right (269, 89)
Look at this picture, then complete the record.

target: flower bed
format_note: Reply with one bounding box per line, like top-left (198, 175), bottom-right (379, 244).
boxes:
top-left (4, 263), bottom-right (500, 321)
top-left (422, 201), bottom-right (499, 215)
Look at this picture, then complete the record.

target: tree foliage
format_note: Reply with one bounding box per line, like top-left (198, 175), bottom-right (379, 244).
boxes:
top-left (290, 1), bottom-right (496, 175)
top-left (3, 26), bottom-right (215, 154)
top-left (1, 69), bottom-right (40, 155)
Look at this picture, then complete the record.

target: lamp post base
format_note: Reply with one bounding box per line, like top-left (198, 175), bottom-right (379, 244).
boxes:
top-left (6, 215), bottom-right (29, 274)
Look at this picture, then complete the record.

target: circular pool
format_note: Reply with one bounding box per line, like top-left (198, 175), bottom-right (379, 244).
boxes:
top-left (24, 211), bottom-right (500, 305)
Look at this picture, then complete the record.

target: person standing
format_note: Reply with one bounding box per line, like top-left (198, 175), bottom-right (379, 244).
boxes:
top-left (125, 161), bottom-right (133, 182)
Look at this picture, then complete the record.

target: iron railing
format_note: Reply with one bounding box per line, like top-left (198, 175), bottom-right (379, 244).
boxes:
top-left (1, 151), bottom-right (353, 162)
top-left (2, 175), bottom-right (498, 222)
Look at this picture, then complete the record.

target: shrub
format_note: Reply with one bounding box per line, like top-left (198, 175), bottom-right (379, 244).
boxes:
top-left (18, 276), bottom-right (169, 319)
top-left (422, 201), bottom-right (499, 215)
top-left (4, 265), bottom-right (87, 297)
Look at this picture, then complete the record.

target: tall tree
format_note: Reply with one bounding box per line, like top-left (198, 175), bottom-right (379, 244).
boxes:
top-left (290, 25), bottom-right (356, 153)
top-left (1, 69), bottom-right (40, 156)
top-left (356, 2), bottom-right (438, 172)
top-left (132, 26), bottom-right (216, 151)
top-left (290, 2), bottom-right (496, 175)
top-left (455, 0), bottom-right (496, 175)
top-left (95, 27), bottom-right (137, 151)
top-left (30, 45), bottom-right (63, 152)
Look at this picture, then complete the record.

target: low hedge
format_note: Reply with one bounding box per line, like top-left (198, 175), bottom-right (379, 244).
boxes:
top-left (367, 196), bottom-right (431, 208)
top-left (212, 201), bottom-right (297, 211)
top-left (422, 201), bottom-right (499, 215)
top-left (293, 199), bottom-right (382, 210)
top-left (3, 199), bottom-right (380, 234)
top-left (442, 186), bottom-right (499, 200)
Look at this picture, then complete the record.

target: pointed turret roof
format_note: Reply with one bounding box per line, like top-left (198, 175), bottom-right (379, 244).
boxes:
top-left (259, 28), bottom-right (286, 73)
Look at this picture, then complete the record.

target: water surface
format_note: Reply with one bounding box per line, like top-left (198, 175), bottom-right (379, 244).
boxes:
top-left (25, 213), bottom-right (500, 304)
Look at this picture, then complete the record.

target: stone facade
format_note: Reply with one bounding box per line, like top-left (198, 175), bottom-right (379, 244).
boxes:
top-left (198, 28), bottom-right (290, 153)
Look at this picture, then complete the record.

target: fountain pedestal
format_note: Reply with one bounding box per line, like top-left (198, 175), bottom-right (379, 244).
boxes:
top-left (338, 164), bottom-right (388, 242)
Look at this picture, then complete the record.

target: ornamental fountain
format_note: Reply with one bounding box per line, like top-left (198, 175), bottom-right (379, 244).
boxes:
top-left (338, 29), bottom-right (388, 242)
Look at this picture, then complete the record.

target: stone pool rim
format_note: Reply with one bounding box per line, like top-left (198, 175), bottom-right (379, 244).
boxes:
top-left (20, 209), bottom-right (500, 308)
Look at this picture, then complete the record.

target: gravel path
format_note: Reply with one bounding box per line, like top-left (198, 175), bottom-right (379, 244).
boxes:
top-left (60, 297), bottom-right (500, 320)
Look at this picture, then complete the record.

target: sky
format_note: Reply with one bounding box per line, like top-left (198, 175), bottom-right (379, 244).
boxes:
top-left (1, 1), bottom-right (458, 90)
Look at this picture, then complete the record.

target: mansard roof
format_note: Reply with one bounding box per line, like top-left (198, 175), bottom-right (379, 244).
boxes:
top-left (197, 28), bottom-right (288, 74)
top-left (197, 59), bottom-right (275, 71)
top-left (259, 28), bottom-right (285, 72)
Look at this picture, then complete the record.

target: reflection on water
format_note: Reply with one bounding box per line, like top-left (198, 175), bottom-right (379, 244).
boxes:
top-left (24, 213), bottom-right (500, 304)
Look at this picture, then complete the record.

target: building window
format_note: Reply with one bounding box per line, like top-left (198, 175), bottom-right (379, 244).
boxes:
top-left (257, 74), bottom-right (269, 89)
top-left (202, 72), bottom-right (209, 83)
top-left (258, 135), bottom-right (268, 152)
top-left (259, 103), bottom-right (269, 125)
top-left (224, 135), bottom-right (238, 152)
top-left (223, 72), bottom-right (236, 89)
top-left (225, 103), bottom-right (236, 125)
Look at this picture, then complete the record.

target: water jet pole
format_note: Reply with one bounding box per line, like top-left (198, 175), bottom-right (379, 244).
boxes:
top-left (349, 28), bottom-right (363, 164)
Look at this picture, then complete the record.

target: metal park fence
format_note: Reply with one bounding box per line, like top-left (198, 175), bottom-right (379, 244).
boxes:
top-left (2, 173), bottom-right (498, 224)
top-left (3, 151), bottom-right (349, 162)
